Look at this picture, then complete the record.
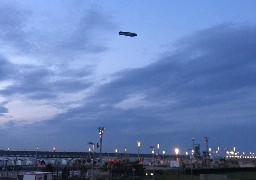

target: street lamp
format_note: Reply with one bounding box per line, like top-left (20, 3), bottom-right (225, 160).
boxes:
top-left (115, 148), bottom-right (118, 158)
top-left (162, 150), bottom-right (166, 159)
top-left (88, 142), bottom-right (95, 180)
top-left (98, 127), bottom-right (105, 166)
top-left (174, 148), bottom-right (179, 161)
top-left (150, 146), bottom-right (155, 180)
top-left (137, 140), bottom-right (141, 159)
top-left (36, 146), bottom-right (39, 164)
top-left (157, 144), bottom-right (160, 157)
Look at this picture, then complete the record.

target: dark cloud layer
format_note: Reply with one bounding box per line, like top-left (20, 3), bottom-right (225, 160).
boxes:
top-left (97, 24), bottom-right (256, 108)
top-left (0, 2), bottom-right (115, 100)
top-left (0, 56), bottom-right (16, 80)
top-left (57, 24), bottom-right (255, 151)
top-left (1, 20), bottom-right (256, 152)
top-left (0, 64), bottom-right (93, 100)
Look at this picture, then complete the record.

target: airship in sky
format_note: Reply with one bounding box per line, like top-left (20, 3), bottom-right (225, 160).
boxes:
top-left (119, 31), bottom-right (137, 37)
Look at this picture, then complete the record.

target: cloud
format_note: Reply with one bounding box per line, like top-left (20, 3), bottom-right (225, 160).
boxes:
top-left (0, 64), bottom-right (93, 99)
top-left (0, 1), bottom-right (117, 64)
top-left (0, 2), bottom-right (117, 127)
top-left (60, 8), bottom-right (116, 53)
top-left (1, 9), bottom-right (256, 151)
top-left (0, 56), bottom-right (16, 80)
top-left (0, 2), bottom-right (31, 52)
top-left (80, 24), bottom-right (256, 137)
top-left (113, 93), bottom-right (156, 110)
top-left (0, 106), bottom-right (8, 115)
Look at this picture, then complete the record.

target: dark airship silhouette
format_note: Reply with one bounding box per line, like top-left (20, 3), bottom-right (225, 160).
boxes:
top-left (119, 31), bottom-right (137, 37)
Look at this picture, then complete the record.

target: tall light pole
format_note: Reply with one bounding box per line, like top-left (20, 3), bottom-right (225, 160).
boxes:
top-left (137, 140), bottom-right (141, 159)
top-left (188, 149), bottom-right (194, 180)
top-left (157, 144), bottom-right (160, 158)
top-left (98, 127), bottom-right (105, 166)
top-left (88, 142), bottom-right (95, 180)
top-left (174, 148), bottom-right (179, 161)
top-left (115, 148), bottom-right (118, 158)
top-left (162, 150), bottom-right (166, 160)
top-left (150, 146), bottom-right (155, 180)
top-left (36, 146), bottom-right (39, 164)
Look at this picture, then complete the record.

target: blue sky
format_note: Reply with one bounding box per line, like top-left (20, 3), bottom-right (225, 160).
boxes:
top-left (0, 0), bottom-right (256, 155)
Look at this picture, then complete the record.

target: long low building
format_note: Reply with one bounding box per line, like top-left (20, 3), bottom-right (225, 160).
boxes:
top-left (0, 150), bottom-right (181, 159)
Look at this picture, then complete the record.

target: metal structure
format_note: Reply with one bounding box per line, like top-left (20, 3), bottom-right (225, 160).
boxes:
top-left (98, 127), bottom-right (105, 166)
top-left (204, 137), bottom-right (209, 158)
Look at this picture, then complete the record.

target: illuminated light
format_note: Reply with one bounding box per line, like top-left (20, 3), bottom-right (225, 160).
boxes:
top-left (137, 141), bottom-right (141, 147)
top-left (233, 147), bottom-right (236, 152)
top-left (186, 152), bottom-right (188, 156)
top-left (98, 127), bottom-right (105, 138)
top-left (163, 150), bottom-right (166, 155)
top-left (157, 144), bottom-right (160, 149)
top-left (150, 173), bottom-right (154, 176)
top-left (89, 148), bottom-right (91, 152)
top-left (152, 150), bottom-right (154, 154)
top-left (115, 149), bottom-right (118, 153)
top-left (209, 148), bottom-right (212, 152)
top-left (174, 148), bottom-right (179, 155)
top-left (146, 173), bottom-right (148, 176)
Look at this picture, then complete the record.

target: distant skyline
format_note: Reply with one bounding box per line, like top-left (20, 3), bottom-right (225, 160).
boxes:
top-left (0, 0), bottom-right (256, 154)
